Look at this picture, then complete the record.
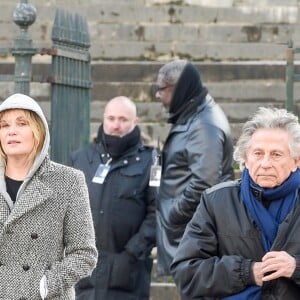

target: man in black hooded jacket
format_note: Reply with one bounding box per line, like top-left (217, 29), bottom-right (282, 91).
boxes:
top-left (155, 60), bottom-right (234, 276)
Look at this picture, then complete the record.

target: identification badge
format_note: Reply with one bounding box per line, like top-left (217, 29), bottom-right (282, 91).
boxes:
top-left (149, 165), bottom-right (162, 187)
top-left (92, 164), bottom-right (111, 184)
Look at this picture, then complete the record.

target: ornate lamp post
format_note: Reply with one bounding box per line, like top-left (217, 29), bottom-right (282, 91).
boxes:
top-left (0, 1), bottom-right (91, 165)
top-left (11, 0), bottom-right (37, 95)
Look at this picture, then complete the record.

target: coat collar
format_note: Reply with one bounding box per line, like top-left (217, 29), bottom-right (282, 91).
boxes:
top-left (89, 141), bottom-right (144, 166)
top-left (0, 156), bottom-right (55, 226)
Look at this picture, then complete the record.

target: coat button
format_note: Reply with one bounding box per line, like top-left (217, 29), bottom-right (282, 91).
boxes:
top-left (123, 160), bottom-right (128, 164)
top-left (22, 264), bottom-right (30, 271)
top-left (100, 210), bottom-right (104, 214)
top-left (31, 233), bottom-right (38, 239)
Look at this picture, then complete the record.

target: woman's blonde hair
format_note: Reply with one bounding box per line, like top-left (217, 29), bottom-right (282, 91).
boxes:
top-left (0, 109), bottom-right (46, 165)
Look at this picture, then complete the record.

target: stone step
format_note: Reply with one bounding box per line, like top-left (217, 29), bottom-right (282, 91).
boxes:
top-left (34, 4), bottom-right (299, 25)
top-left (231, 0), bottom-right (297, 5)
top-left (90, 61), bottom-right (288, 82)
top-left (90, 80), bottom-right (290, 102)
top-left (150, 282), bottom-right (180, 300)
top-left (0, 60), bottom-right (291, 84)
top-left (90, 41), bottom-right (289, 61)
top-left (0, 39), bottom-right (291, 62)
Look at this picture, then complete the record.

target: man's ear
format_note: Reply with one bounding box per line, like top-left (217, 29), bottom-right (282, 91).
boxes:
top-left (294, 156), bottom-right (300, 170)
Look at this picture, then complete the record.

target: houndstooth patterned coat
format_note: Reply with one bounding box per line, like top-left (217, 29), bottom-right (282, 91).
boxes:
top-left (0, 94), bottom-right (97, 300)
top-left (0, 157), bottom-right (98, 300)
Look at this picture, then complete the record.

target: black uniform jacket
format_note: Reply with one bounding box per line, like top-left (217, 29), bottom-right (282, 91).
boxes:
top-left (70, 140), bottom-right (156, 300)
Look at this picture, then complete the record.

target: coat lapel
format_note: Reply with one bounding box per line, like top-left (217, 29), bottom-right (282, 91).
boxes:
top-left (0, 195), bottom-right (10, 226)
top-left (5, 177), bottom-right (54, 225)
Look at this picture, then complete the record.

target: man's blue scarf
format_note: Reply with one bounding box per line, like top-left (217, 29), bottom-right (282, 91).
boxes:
top-left (223, 168), bottom-right (300, 300)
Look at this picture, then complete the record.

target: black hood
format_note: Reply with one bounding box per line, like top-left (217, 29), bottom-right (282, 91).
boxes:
top-left (168, 62), bottom-right (207, 124)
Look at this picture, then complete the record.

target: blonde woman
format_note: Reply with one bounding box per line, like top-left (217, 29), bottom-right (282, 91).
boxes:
top-left (0, 93), bottom-right (97, 299)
